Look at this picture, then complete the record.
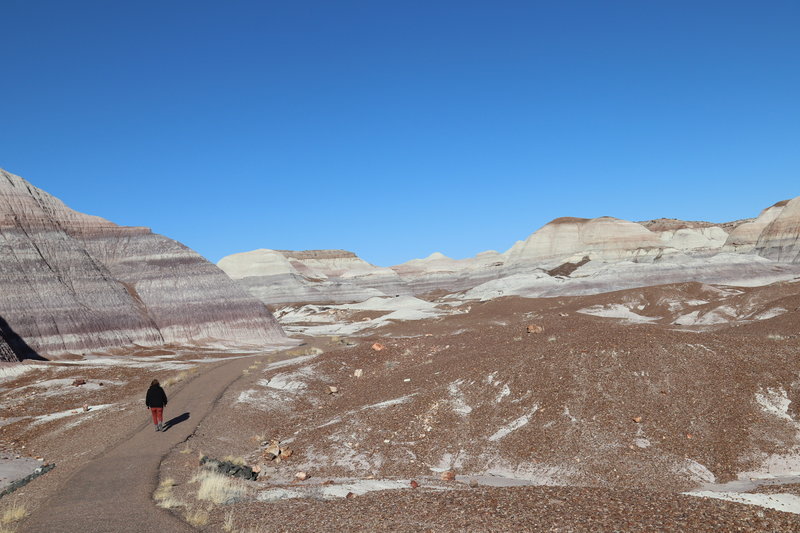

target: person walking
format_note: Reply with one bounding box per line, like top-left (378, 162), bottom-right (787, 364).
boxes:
top-left (145, 379), bottom-right (168, 432)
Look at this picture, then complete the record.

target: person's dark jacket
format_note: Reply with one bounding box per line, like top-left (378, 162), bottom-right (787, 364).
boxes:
top-left (145, 385), bottom-right (168, 408)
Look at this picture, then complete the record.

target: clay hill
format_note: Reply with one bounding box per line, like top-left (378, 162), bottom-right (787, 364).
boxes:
top-left (219, 197), bottom-right (800, 306)
top-left (0, 169), bottom-right (286, 360)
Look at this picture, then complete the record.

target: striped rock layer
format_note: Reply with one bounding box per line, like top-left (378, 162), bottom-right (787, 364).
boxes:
top-left (0, 169), bottom-right (285, 359)
top-left (219, 197), bottom-right (800, 306)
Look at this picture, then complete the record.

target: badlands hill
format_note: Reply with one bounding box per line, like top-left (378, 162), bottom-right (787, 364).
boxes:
top-left (0, 169), bottom-right (287, 360)
top-left (219, 197), bottom-right (800, 306)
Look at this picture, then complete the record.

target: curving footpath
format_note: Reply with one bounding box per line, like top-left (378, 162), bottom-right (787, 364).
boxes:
top-left (21, 354), bottom-right (263, 533)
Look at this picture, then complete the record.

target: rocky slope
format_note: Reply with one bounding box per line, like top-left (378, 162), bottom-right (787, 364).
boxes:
top-left (218, 249), bottom-right (407, 304)
top-left (0, 169), bottom-right (286, 358)
top-left (755, 197), bottom-right (800, 263)
top-left (220, 197), bottom-right (800, 306)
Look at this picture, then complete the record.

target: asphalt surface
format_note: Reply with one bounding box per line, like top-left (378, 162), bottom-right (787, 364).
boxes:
top-left (20, 355), bottom-right (257, 533)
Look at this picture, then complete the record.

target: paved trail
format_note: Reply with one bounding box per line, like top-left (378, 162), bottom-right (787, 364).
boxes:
top-left (21, 355), bottom-right (261, 533)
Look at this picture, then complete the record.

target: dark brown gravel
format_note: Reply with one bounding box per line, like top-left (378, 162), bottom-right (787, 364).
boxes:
top-left (207, 485), bottom-right (800, 532)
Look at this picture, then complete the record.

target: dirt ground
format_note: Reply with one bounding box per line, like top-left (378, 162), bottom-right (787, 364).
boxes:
top-left (144, 280), bottom-right (800, 531)
top-left (2, 280), bottom-right (800, 531)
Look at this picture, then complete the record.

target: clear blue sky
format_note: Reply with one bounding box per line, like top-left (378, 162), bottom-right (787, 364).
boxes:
top-left (2, 1), bottom-right (798, 266)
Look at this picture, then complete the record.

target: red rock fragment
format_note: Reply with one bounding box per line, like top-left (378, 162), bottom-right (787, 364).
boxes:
top-left (440, 471), bottom-right (456, 481)
top-left (371, 343), bottom-right (385, 351)
top-left (410, 480), bottom-right (419, 489)
top-left (526, 325), bottom-right (544, 334)
top-left (632, 416), bottom-right (642, 423)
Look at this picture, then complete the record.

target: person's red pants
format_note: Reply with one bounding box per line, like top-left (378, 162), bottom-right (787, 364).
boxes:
top-left (150, 407), bottom-right (163, 425)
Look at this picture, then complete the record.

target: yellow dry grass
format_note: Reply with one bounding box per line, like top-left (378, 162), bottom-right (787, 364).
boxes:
top-left (222, 456), bottom-right (246, 465)
top-left (0, 501), bottom-right (26, 525)
top-left (184, 508), bottom-right (209, 527)
top-left (285, 347), bottom-right (323, 357)
top-left (192, 470), bottom-right (248, 504)
top-left (153, 478), bottom-right (183, 509)
top-left (223, 510), bottom-right (235, 532)
top-left (162, 367), bottom-right (199, 387)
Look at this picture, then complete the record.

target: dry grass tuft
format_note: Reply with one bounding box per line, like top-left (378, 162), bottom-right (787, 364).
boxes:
top-left (0, 501), bottom-right (27, 525)
top-left (222, 456), bottom-right (246, 465)
top-left (179, 446), bottom-right (193, 454)
top-left (286, 347), bottom-right (324, 357)
top-left (192, 470), bottom-right (248, 504)
top-left (154, 478), bottom-right (183, 509)
top-left (184, 508), bottom-right (209, 527)
top-left (162, 367), bottom-right (198, 388)
top-left (223, 510), bottom-right (235, 532)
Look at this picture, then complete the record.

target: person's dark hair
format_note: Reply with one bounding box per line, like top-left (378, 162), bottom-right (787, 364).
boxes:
top-left (151, 379), bottom-right (160, 387)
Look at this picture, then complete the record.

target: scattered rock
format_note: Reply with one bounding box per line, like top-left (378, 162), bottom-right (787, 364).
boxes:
top-left (82, 404), bottom-right (89, 412)
top-left (526, 325), bottom-right (544, 334)
top-left (410, 480), bottom-right (419, 489)
top-left (469, 479), bottom-right (479, 488)
top-left (200, 456), bottom-right (258, 481)
top-left (262, 439), bottom-right (293, 463)
top-left (295, 471), bottom-right (308, 481)
top-left (371, 343), bottom-right (386, 351)
top-left (328, 386), bottom-right (339, 394)
top-left (345, 491), bottom-right (355, 498)
top-left (72, 379), bottom-right (87, 387)
top-left (632, 416), bottom-right (642, 423)
top-left (354, 368), bottom-right (364, 378)
top-left (440, 471), bottom-right (456, 481)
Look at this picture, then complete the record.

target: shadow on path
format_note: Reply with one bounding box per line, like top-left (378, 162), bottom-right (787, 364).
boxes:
top-left (162, 412), bottom-right (190, 432)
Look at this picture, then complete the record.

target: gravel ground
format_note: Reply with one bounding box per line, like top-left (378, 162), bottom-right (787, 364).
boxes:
top-left (755, 483), bottom-right (800, 496)
top-left (5, 280), bottom-right (800, 530)
top-left (204, 484), bottom-right (800, 532)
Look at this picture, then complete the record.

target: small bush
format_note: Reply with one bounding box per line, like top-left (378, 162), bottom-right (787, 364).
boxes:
top-left (162, 367), bottom-right (199, 387)
top-left (184, 508), bottom-right (209, 527)
top-left (0, 501), bottom-right (26, 524)
top-left (154, 478), bottom-right (183, 509)
top-left (192, 470), bottom-right (248, 504)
